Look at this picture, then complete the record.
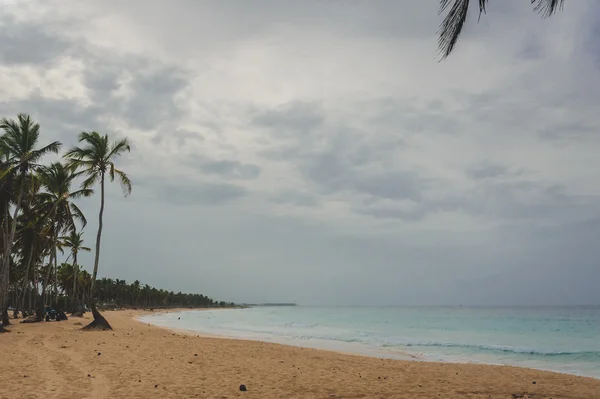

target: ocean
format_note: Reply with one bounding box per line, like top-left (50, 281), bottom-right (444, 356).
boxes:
top-left (138, 306), bottom-right (600, 378)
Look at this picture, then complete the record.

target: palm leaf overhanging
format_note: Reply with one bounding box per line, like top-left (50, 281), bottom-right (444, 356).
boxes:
top-left (438, 0), bottom-right (566, 58)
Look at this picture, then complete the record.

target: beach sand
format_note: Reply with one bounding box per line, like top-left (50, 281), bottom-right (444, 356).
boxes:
top-left (0, 309), bottom-right (598, 399)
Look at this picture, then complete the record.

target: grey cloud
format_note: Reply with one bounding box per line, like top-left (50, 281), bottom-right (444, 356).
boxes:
top-left (466, 162), bottom-right (519, 180)
top-left (352, 176), bottom-right (588, 225)
top-left (83, 64), bottom-right (123, 100)
top-left (454, 85), bottom-right (600, 142)
top-left (2, 45), bottom-right (192, 136)
top-left (357, 204), bottom-right (426, 222)
top-left (93, 0), bottom-right (439, 47)
top-left (537, 121), bottom-right (599, 141)
top-left (430, 181), bottom-right (580, 223)
top-left (255, 102), bottom-right (428, 198)
top-left (251, 101), bottom-right (324, 135)
top-left (200, 160), bottom-right (260, 180)
top-left (297, 146), bottom-right (425, 202)
top-left (208, 0), bottom-right (438, 38)
top-left (255, 106), bottom-right (423, 202)
top-left (366, 97), bottom-right (461, 135)
top-left (0, 92), bottom-right (106, 146)
top-left (353, 172), bottom-right (424, 202)
top-left (271, 190), bottom-right (318, 207)
top-left (120, 66), bottom-right (190, 130)
top-left (152, 129), bottom-right (204, 147)
top-left (80, 52), bottom-right (191, 126)
top-left (0, 15), bottom-right (72, 65)
top-left (155, 182), bottom-right (247, 206)
top-left (185, 155), bottom-right (261, 180)
top-left (517, 38), bottom-right (544, 60)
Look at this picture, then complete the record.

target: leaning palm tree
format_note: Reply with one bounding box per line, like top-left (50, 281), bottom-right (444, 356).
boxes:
top-left (0, 114), bottom-right (61, 328)
top-left (438, 0), bottom-right (566, 58)
top-left (64, 132), bottom-right (131, 330)
top-left (60, 231), bottom-right (90, 315)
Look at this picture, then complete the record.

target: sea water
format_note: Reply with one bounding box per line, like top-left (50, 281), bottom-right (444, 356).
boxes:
top-left (138, 306), bottom-right (600, 378)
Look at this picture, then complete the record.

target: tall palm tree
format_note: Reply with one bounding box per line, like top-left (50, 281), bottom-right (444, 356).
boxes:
top-left (15, 183), bottom-right (59, 321)
top-left (64, 131), bottom-right (131, 330)
top-left (37, 162), bottom-right (91, 309)
top-left (60, 231), bottom-right (90, 314)
top-left (438, 0), bottom-right (566, 58)
top-left (13, 187), bottom-right (44, 319)
top-left (0, 114), bottom-right (61, 328)
top-left (0, 152), bottom-right (17, 331)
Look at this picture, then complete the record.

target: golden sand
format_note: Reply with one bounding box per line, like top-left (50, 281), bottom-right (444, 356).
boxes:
top-left (0, 309), bottom-right (598, 399)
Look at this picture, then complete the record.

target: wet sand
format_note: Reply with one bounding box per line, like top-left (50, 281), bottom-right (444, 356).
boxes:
top-left (0, 309), bottom-right (598, 398)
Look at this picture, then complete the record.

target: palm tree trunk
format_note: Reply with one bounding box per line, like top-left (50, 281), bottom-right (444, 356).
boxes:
top-left (33, 265), bottom-right (44, 321)
top-left (20, 282), bottom-right (28, 317)
top-left (71, 252), bottom-right (81, 315)
top-left (1, 263), bottom-right (10, 326)
top-left (16, 249), bottom-right (34, 318)
top-left (52, 239), bottom-right (58, 305)
top-left (27, 284), bottom-right (32, 315)
top-left (84, 173), bottom-right (111, 330)
top-left (90, 174), bottom-right (104, 299)
top-left (0, 173), bottom-right (25, 327)
top-left (42, 248), bottom-right (55, 311)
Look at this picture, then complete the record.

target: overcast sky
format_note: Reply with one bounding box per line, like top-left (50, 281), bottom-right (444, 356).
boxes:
top-left (1, 0), bottom-right (599, 306)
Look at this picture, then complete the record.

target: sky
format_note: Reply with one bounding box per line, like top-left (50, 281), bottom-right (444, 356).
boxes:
top-left (1, 0), bottom-right (599, 306)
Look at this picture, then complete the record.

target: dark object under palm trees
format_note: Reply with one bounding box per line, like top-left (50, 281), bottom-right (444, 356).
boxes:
top-left (65, 131), bottom-right (132, 331)
top-left (438, 0), bottom-right (566, 58)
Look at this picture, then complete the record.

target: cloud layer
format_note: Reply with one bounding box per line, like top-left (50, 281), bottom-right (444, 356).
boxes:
top-left (1, 0), bottom-right (599, 305)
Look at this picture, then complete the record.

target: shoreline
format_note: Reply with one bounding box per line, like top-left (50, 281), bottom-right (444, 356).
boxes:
top-left (1, 309), bottom-right (599, 398)
top-left (137, 308), bottom-right (600, 381)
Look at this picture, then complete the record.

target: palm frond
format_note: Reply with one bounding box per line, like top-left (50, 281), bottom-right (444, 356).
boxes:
top-left (111, 166), bottom-right (132, 196)
top-left (70, 188), bottom-right (94, 199)
top-left (28, 141), bottom-right (62, 163)
top-left (69, 202), bottom-right (87, 228)
top-left (532, 0), bottom-right (565, 17)
top-left (438, 0), bottom-right (479, 59)
top-left (63, 146), bottom-right (97, 161)
top-left (439, 0), bottom-right (567, 58)
top-left (81, 173), bottom-right (99, 190)
top-left (0, 162), bottom-right (17, 179)
top-left (107, 137), bottom-right (131, 159)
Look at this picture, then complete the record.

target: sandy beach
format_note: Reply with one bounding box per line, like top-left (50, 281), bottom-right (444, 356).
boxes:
top-left (0, 309), bottom-right (598, 399)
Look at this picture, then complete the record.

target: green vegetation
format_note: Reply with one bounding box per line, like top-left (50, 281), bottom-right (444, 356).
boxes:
top-left (55, 271), bottom-right (234, 309)
top-left (0, 113), bottom-right (232, 333)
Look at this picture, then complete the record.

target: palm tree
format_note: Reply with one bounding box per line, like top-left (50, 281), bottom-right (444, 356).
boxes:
top-left (13, 196), bottom-right (55, 321)
top-left (0, 152), bottom-right (17, 331)
top-left (37, 162), bottom-right (91, 310)
top-left (64, 131), bottom-right (131, 330)
top-left (13, 187), bottom-right (45, 319)
top-left (60, 231), bottom-right (90, 315)
top-left (438, 0), bottom-right (566, 58)
top-left (0, 114), bottom-right (61, 328)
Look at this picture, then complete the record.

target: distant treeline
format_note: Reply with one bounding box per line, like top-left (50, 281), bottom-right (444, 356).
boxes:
top-left (94, 277), bottom-right (235, 308)
top-left (8, 267), bottom-right (236, 313)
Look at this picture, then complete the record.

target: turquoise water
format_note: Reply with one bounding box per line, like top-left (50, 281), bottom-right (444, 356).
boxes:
top-left (139, 306), bottom-right (600, 378)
